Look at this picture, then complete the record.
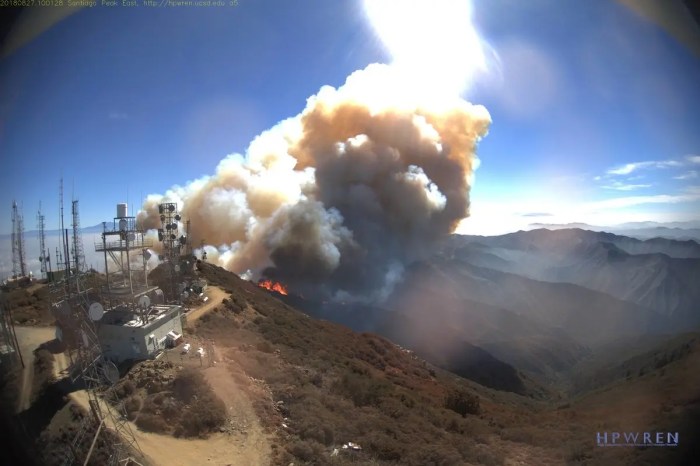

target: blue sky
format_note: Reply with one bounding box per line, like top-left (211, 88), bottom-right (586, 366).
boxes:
top-left (1, 0), bottom-right (699, 236)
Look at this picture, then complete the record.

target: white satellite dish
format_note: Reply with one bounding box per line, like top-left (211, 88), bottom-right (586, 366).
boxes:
top-left (101, 361), bottom-right (120, 385)
top-left (55, 326), bottom-right (63, 342)
top-left (138, 295), bottom-right (151, 309)
top-left (128, 233), bottom-right (136, 242)
top-left (88, 302), bottom-right (105, 321)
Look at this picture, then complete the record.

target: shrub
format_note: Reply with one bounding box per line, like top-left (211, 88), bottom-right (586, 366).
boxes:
top-left (332, 373), bottom-right (392, 407)
top-left (124, 396), bottom-right (142, 414)
top-left (32, 349), bottom-right (55, 401)
top-left (256, 341), bottom-right (274, 353)
top-left (140, 397), bottom-right (159, 415)
top-left (310, 372), bottom-right (323, 387)
top-left (178, 392), bottom-right (226, 438)
top-left (445, 389), bottom-right (480, 417)
top-left (367, 433), bottom-right (403, 461)
top-left (161, 398), bottom-right (180, 422)
top-left (114, 379), bottom-right (136, 400)
top-left (288, 440), bottom-right (324, 462)
top-left (172, 368), bottom-right (204, 403)
top-left (136, 413), bottom-right (169, 433)
top-left (566, 442), bottom-right (591, 463)
top-left (404, 445), bottom-right (464, 466)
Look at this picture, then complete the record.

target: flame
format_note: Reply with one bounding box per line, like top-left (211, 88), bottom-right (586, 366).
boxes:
top-left (258, 279), bottom-right (288, 295)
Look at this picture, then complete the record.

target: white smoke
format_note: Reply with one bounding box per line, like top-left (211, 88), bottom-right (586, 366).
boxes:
top-left (138, 63), bottom-right (491, 301)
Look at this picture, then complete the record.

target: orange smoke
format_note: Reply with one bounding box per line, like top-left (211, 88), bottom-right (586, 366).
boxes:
top-left (258, 279), bottom-right (289, 295)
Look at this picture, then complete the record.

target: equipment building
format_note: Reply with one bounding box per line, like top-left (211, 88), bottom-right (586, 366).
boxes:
top-left (97, 304), bottom-right (184, 362)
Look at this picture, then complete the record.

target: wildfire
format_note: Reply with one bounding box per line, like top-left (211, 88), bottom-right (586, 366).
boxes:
top-left (258, 279), bottom-right (288, 295)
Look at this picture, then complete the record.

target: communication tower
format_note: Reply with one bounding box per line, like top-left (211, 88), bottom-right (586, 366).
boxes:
top-left (11, 200), bottom-right (27, 279)
top-left (0, 301), bottom-right (23, 369)
top-left (96, 203), bottom-right (155, 306)
top-left (157, 202), bottom-right (187, 301)
top-left (51, 193), bottom-right (143, 465)
top-left (37, 203), bottom-right (50, 280)
top-left (71, 200), bottom-right (87, 274)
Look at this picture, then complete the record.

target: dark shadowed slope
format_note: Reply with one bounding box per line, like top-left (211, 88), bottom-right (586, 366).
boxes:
top-left (275, 279), bottom-right (541, 395)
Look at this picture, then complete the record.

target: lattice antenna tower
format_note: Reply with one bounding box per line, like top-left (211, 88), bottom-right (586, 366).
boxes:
top-left (157, 202), bottom-right (186, 301)
top-left (49, 179), bottom-right (142, 466)
top-left (0, 301), bottom-right (23, 369)
top-left (185, 219), bottom-right (192, 257)
top-left (11, 202), bottom-right (17, 277)
top-left (59, 178), bottom-right (65, 267)
top-left (11, 200), bottom-right (27, 278)
top-left (71, 199), bottom-right (87, 274)
top-left (56, 285), bottom-right (143, 465)
top-left (54, 198), bottom-right (143, 465)
top-left (37, 203), bottom-right (49, 279)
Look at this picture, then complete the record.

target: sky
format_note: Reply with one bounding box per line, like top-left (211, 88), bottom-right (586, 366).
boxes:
top-left (1, 0), bottom-right (699, 240)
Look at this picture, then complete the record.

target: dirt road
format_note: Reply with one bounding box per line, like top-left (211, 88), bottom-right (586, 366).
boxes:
top-left (70, 345), bottom-right (272, 466)
top-left (185, 286), bottom-right (227, 324)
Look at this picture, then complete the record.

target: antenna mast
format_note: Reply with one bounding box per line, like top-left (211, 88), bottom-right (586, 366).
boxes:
top-left (11, 200), bottom-right (27, 278)
top-left (38, 202), bottom-right (48, 280)
top-left (71, 199), bottom-right (86, 273)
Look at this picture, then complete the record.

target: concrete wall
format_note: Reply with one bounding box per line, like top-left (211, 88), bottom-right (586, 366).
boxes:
top-left (98, 323), bottom-right (145, 362)
top-left (98, 306), bottom-right (182, 362)
top-left (142, 308), bottom-right (183, 356)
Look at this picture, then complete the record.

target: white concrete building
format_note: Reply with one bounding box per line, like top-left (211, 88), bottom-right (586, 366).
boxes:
top-left (97, 304), bottom-right (183, 362)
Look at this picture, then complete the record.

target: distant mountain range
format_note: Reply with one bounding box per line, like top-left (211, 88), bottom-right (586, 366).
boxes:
top-left (0, 223), bottom-right (106, 239)
top-left (280, 227), bottom-right (700, 393)
top-left (528, 221), bottom-right (700, 241)
top-left (445, 229), bottom-right (700, 329)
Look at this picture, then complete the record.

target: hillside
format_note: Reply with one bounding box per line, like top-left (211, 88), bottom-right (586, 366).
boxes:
top-left (568, 332), bottom-right (700, 395)
top-left (277, 286), bottom-right (546, 394)
top-left (0, 283), bottom-right (53, 326)
top-left (562, 333), bottom-right (700, 466)
top-left (374, 260), bottom-right (587, 384)
top-left (195, 262), bottom-right (533, 464)
top-left (5, 262), bottom-right (698, 465)
top-left (194, 262), bottom-right (699, 465)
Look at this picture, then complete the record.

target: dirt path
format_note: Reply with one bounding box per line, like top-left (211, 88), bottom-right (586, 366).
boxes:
top-left (70, 345), bottom-right (272, 466)
top-left (202, 346), bottom-right (272, 465)
top-left (185, 286), bottom-right (227, 324)
top-left (14, 325), bottom-right (56, 412)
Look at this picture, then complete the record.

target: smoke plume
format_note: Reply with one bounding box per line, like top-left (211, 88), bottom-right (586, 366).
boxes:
top-left (138, 64), bottom-right (490, 301)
